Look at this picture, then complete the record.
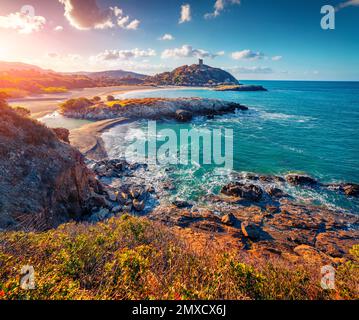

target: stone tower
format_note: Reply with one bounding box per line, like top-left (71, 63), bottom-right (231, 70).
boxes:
top-left (198, 59), bottom-right (203, 66)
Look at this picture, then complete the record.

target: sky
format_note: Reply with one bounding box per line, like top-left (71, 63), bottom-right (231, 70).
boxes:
top-left (0, 0), bottom-right (358, 80)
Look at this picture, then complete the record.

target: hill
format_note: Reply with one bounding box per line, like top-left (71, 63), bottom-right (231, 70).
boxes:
top-left (79, 70), bottom-right (147, 80)
top-left (0, 99), bottom-right (103, 230)
top-left (147, 60), bottom-right (239, 86)
top-left (0, 61), bottom-right (46, 72)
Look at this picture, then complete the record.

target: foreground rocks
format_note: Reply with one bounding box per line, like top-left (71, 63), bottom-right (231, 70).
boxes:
top-left (61, 97), bottom-right (248, 121)
top-left (0, 101), bottom-right (103, 231)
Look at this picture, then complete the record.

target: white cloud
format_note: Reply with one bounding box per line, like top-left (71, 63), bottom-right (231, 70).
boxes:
top-left (179, 4), bottom-right (191, 24)
top-left (59, 0), bottom-right (114, 30)
top-left (58, 0), bottom-right (140, 31)
top-left (117, 16), bottom-right (140, 30)
top-left (336, 0), bottom-right (359, 10)
top-left (205, 0), bottom-right (240, 19)
top-left (126, 19), bottom-right (140, 30)
top-left (94, 49), bottom-right (157, 61)
top-left (229, 66), bottom-right (274, 74)
top-left (0, 10), bottom-right (46, 34)
top-left (54, 25), bottom-right (64, 31)
top-left (231, 49), bottom-right (265, 60)
top-left (272, 55), bottom-right (282, 61)
top-left (111, 6), bottom-right (123, 17)
top-left (161, 45), bottom-right (222, 59)
top-left (159, 33), bottom-right (175, 41)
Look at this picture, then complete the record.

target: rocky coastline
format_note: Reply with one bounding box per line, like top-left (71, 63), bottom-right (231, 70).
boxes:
top-left (60, 97), bottom-right (248, 121)
top-left (83, 158), bottom-right (359, 264)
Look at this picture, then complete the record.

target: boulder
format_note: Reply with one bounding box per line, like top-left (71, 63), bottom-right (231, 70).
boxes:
top-left (132, 199), bottom-right (145, 211)
top-left (52, 127), bottom-right (70, 143)
top-left (221, 213), bottom-right (237, 226)
top-left (343, 184), bottom-right (359, 197)
top-left (285, 174), bottom-right (317, 186)
top-left (221, 182), bottom-right (263, 202)
top-left (172, 200), bottom-right (193, 208)
top-left (175, 109), bottom-right (193, 122)
top-left (265, 186), bottom-right (287, 198)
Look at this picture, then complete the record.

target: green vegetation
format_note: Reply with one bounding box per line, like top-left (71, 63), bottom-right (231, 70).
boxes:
top-left (0, 215), bottom-right (357, 300)
top-left (60, 97), bottom-right (94, 113)
top-left (41, 87), bottom-right (68, 94)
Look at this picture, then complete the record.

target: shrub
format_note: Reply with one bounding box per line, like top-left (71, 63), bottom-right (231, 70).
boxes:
top-left (0, 215), bottom-right (357, 300)
top-left (60, 98), bottom-right (94, 113)
top-left (41, 87), bottom-right (68, 94)
top-left (107, 95), bottom-right (115, 102)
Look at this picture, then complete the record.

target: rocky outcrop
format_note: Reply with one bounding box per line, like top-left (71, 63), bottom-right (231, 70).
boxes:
top-left (175, 109), bottom-right (193, 122)
top-left (285, 174), bottom-right (318, 186)
top-left (326, 183), bottom-right (359, 197)
top-left (61, 97), bottom-right (248, 121)
top-left (0, 101), bottom-right (103, 231)
top-left (52, 127), bottom-right (70, 143)
top-left (146, 63), bottom-right (239, 86)
top-left (214, 85), bottom-right (267, 92)
top-left (221, 182), bottom-right (263, 202)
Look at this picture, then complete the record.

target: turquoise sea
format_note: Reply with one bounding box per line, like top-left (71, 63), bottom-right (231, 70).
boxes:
top-left (101, 81), bottom-right (359, 213)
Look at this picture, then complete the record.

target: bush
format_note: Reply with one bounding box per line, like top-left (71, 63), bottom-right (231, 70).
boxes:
top-left (60, 98), bottom-right (94, 113)
top-left (0, 215), bottom-right (357, 300)
top-left (13, 106), bottom-right (31, 117)
top-left (41, 87), bottom-right (68, 94)
top-left (107, 95), bottom-right (115, 102)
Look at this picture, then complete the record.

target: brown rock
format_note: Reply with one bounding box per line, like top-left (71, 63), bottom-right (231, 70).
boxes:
top-left (52, 127), bottom-right (70, 143)
top-left (285, 174), bottom-right (317, 186)
top-left (133, 199), bottom-right (145, 211)
top-left (221, 213), bottom-right (237, 226)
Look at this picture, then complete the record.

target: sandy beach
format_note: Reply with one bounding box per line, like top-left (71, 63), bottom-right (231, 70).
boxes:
top-left (8, 85), bottom-right (157, 119)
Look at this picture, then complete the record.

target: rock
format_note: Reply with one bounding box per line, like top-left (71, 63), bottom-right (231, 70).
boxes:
top-left (265, 186), bottom-right (287, 198)
top-left (221, 213), bottom-right (237, 226)
top-left (285, 174), bottom-right (317, 186)
top-left (111, 205), bottom-right (122, 213)
top-left (293, 245), bottom-right (332, 264)
top-left (163, 181), bottom-right (176, 191)
top-left (241, 222), bottom-right (263, 241)
top-left (215, 85), bottom-right (267, 92)
top-left (133, 199), bottom-right (145, 211)
top-left (52, 128), bottom-right (70, 143)
top-left (172, 200), bottom-right (193, 208)
top-left (221, 182), bottom-right (263, 202)
top-left (89, 208), bottom-right (110, 222)
top-left (325, 183), bottom-right (359, 197)
top-left (122, 204), bottom-right (132, 212)
top-left (106, 190), bottom-right (117, 202)
top-left (129, 187), bottom-right (141, 199)
top-left (343, 184), bottom-right (359, 197)
top-left (117, 192), bottom-right (129, 204)
top-left (0, 101), bottom-right (103, 231)
top-left (175, 109), bottom-right (193, 122)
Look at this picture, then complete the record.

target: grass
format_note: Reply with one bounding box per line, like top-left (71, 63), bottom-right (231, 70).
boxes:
top-left (41, 87), bottom-right (68, 94)
top-left (0, 214), bottom-right (357, 300)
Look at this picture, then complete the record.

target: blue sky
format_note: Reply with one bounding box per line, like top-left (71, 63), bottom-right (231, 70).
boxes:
top-left (0, 0), bottom-right (358, 80)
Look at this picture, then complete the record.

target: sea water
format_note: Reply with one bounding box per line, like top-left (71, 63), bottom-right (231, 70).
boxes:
top-left (102, 81), bottom-right (359, 213)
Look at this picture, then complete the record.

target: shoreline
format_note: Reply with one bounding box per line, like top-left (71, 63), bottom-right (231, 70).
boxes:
top-left (70, 117), bottom-right (131, 160)
top-left (9, 85), bottom-right (159, 119)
